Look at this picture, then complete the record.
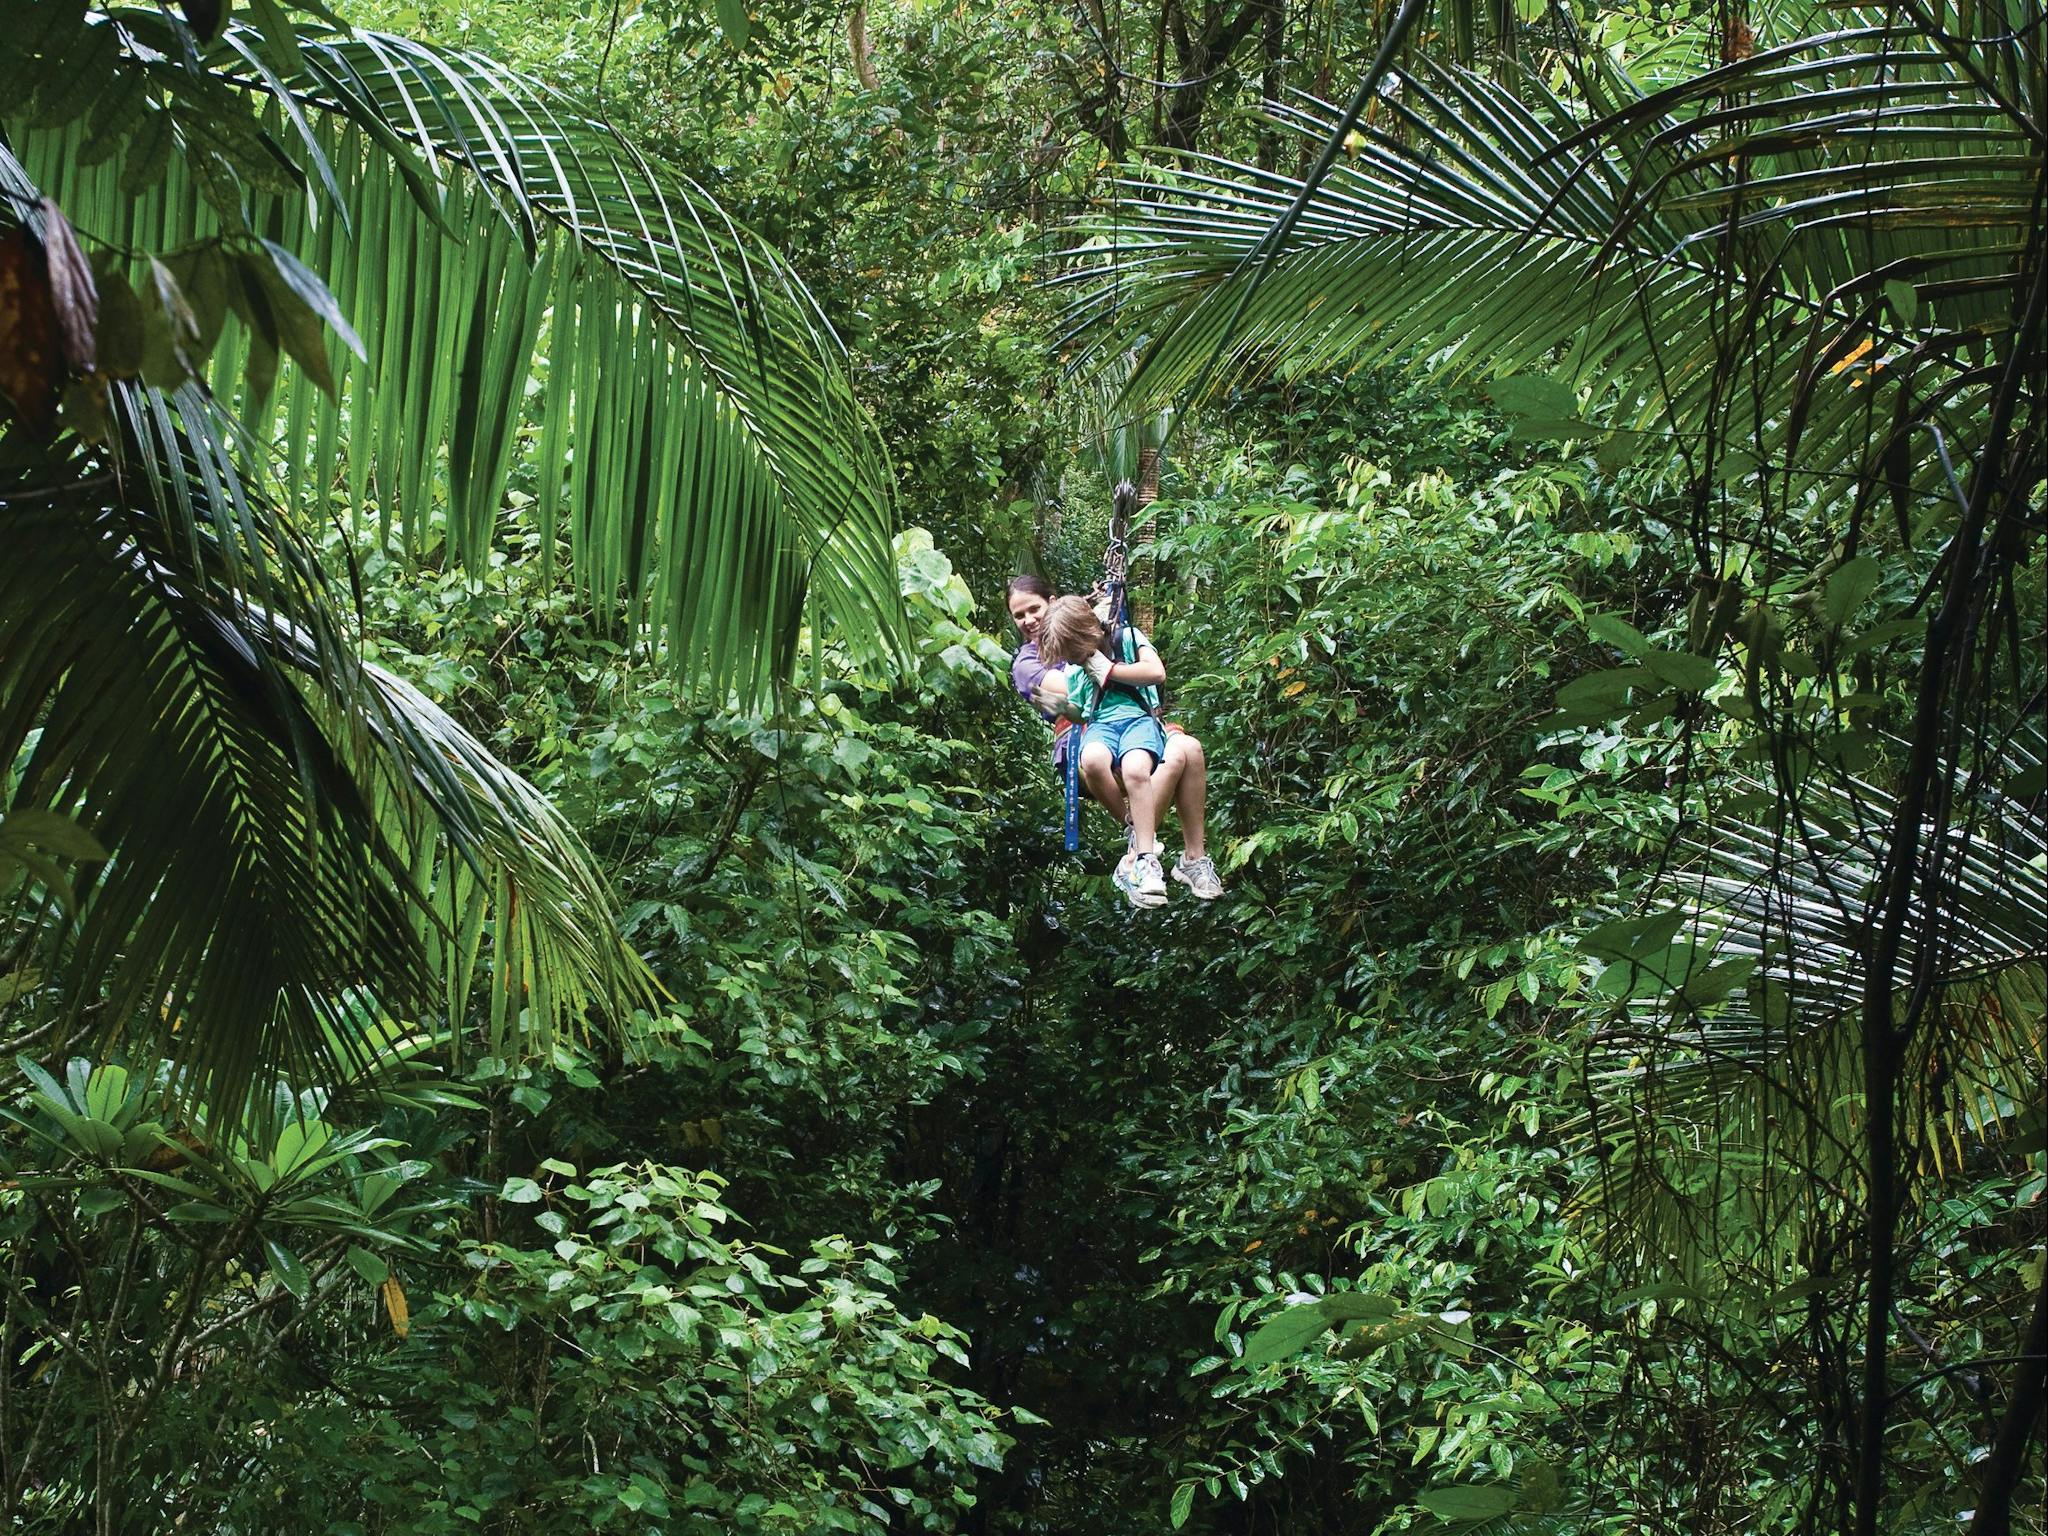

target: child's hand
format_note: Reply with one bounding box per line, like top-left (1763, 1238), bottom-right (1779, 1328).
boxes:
top-left (1084, 653), bottom-right (1113, 685)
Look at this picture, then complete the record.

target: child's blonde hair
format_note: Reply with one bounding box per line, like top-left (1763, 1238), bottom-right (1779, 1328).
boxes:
top-left (1038, 595), bottom-right (1106, 666)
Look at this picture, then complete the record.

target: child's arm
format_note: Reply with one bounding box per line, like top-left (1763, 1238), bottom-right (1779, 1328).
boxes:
top-left (1102, 642), bottom-right (1165, 689)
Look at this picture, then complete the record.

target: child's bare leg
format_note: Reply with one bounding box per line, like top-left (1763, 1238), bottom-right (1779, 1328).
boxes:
top-left (1080, 743), bottom-right (1121, 826)
top-left (1091, 763), bottom-right (1129, 827)
top-left (1149, 741), bottom-right (1185, 835)
top-left (1123, 751), bottom-right (1162, 854)
top-left (1166, 733), bottom-right (1209, 860)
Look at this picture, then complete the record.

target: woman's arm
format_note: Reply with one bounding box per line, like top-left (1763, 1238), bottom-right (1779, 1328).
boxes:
top-left (1033, 670), bottom-right (1082, 721)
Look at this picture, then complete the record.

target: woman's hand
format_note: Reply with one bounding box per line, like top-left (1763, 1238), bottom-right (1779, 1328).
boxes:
top-left (1033, 671), bottom-right (1076, 719)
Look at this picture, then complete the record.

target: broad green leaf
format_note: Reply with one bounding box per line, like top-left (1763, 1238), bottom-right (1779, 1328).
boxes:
top-left (1242, 1302), bottom-right (1334, 1366)
top-left (77, 1185), bottom-right (127, 1217)
top-left (1485, 373), bottom-right (1576, 421)
top-left (1242, 1292), bottom-right (1399, 1366)
top-left (264, 1237), bottom-right (311, 1300)
top-left (1824, 555), bottom-right (1882, 625)
top-left (1643, 649), bottom-right (1720, 692)
top-left (1587, 613), bottom-right (1650, 658)
top-left (1556, 667), bottom-right (1639, 712)
top-left (1417, 1484), bottom-right (1518, 1521)
top-left (1679, 956), bottom-right (1758, 1009)
top-left (165, 1201), bottom-right (237, 1223)
top-left (0, 809), bottom-right (108, 862)
top-left (258, 237), bottom-right (363, 360)
top-left (714, 0), bottom-right (750, 47)
top-left (271, 1117), bottom-right (333, 1177)
top-left (1582, 908), bottom-right (1688, 963)
top-left (81, 1065), bottom-right (131, 1122)
top-left (57, 1110), bottom-right (125, 1159)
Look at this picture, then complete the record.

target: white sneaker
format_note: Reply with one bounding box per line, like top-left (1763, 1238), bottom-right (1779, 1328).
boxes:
top-left (1115, 850), bottom-right (1165, 909)
top-left (1172, 854), bottom-right (1224, 900)
top-left (1133, 851), bottom-right (1169, 901)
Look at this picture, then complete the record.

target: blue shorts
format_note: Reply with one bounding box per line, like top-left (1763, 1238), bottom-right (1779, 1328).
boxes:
top-left (1081, 713), bottom-right (1166, 769)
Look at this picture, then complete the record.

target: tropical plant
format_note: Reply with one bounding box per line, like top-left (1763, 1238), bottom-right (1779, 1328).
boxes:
top-left (7, 4), bottom-right (905, 693)
top-left (1590, 751), bottom-right (2046, 1279)
top-left (1070, 4), bottom-right (2041, 530)
top-left (0, 2), bottom-right (905, 1104)
top-left (0, 1054), bottom-right (463, 1532)
top-left (1067, 2), bottom-right (2045, 1528)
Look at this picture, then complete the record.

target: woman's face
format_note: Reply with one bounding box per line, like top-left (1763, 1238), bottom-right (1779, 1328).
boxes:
top-left (1008, 588), bottom-right (1051, 643)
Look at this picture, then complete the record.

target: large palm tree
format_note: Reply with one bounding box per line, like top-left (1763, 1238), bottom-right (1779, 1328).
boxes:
top-left (0, 3), bottom-right (905, 1111)
top-left (1067, 2), bottom-right (2043, 1528)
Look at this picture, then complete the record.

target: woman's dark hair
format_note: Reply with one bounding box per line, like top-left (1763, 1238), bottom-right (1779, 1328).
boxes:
top-left (1005, 573), bottom-right (1056, 605)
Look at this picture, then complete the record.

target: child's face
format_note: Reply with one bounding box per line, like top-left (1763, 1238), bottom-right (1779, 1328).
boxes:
top-left (1039, 603), bottom-right (1098, 666)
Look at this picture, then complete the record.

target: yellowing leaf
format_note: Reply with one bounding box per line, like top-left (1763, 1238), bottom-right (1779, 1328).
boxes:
top-left (1282, 680), bottom-right (1308, 698)
top-left (1828, 336), bottom-right (1874, 376)
top-left (381, 1276), bottom-right (410, 1339)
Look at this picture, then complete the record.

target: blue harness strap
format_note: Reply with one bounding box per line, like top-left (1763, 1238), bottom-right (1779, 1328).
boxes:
top-left (1062, 731), bottom-right (1082, 851)
top-left (1061, 483), bottom-right (1140, 856)
top-left (1062, 576), bottom-right (1131, 853)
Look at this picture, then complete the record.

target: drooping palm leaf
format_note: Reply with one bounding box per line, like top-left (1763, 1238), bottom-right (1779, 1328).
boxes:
top-left (5, 127), bottom-right (652, 1104)
top-left (4, 5), bottom-right (891, 1107)
top-left (1585, 751), bottom-right (2047, 1298)
top-left (1066, 7), bottom-right (2041, 523)
top-left (16, 14), bottom-right (907, 703)
top-left (0, 389), bottom-right (656, 1112)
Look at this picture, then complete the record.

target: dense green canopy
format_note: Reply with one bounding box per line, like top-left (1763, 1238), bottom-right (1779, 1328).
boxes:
top-left (1, 2), bottom-right (2040, 1533)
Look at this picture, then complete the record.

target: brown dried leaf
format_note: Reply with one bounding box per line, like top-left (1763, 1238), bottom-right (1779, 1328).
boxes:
top-left (0, 227), bottom-right (63, 433)
top-left (37, 199), bottom-right (99, 373)
top-left (380, 1274), bottom-right (410, 1339)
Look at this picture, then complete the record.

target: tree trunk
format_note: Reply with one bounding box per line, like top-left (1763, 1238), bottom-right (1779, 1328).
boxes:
top-left (849, 3), bottom-right (879, 90)
top-left (1163, 1), bottom-right (1269, 154)
top-left (1851, 204), bottom-right (2043, 1536)
top-left (1970, 1277), bottom-right (2047, 1536)
top-left (1256, 0), bottom-right (1284, 171)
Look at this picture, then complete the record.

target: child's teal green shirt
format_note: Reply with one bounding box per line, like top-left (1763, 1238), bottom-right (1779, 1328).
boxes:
top-left (1056, 627), bottom-right (1158, 723)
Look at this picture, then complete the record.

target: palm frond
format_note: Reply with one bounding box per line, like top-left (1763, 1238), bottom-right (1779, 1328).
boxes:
top-left (16, 18), bottom-right (907, 703)
top-left (1585, 745), bottom-right (2047, 1296)
top-left (1067, 11), bottom-right (2041, 521)
top-left (0, 399), bottom-right (656, 1114)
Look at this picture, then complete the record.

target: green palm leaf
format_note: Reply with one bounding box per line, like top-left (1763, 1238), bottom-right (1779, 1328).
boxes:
top-left (1584, 750), bottom-right (2047, 1298)
top-left (1066, 10), bottom-right (2039, 520)
top-left (17, 15), bottom-right (907, 703)
top-left (0, 399), bottom-right (655, 1114)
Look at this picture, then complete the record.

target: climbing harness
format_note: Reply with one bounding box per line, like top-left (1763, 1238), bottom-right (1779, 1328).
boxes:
top-left (1063, 479), bottom-right (1141, 852)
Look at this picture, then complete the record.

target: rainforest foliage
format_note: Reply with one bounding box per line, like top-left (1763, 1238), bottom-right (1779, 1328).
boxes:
top-left (0, 1), bottom-right (2042, 1534)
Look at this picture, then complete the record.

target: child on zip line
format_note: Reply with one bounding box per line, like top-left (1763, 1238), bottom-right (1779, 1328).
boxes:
top-left (1029, 592), bottom-right (1223, 909)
